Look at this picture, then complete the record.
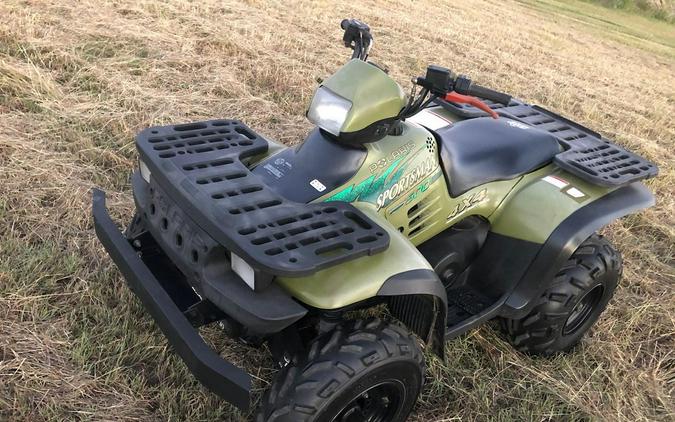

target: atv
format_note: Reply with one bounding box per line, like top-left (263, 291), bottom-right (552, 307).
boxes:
top-left (93, 19), bottom-right (658, 421)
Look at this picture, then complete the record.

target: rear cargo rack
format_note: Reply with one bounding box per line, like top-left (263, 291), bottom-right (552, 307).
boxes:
top-left (553, 137), bottom-right (658, 187)
top-left (434, 98), bottom-right (658, 187)
top-left (136, 120), bottom-right (389, 277)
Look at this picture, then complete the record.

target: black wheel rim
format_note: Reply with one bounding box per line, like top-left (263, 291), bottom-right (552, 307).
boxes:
top-left (331, 380), bottom-right (405, 422)
top-left (563, 285), bottom-right (604, 336)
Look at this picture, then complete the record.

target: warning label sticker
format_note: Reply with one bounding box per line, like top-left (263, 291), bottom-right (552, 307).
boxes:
top-left (542, 175), bottom-right (569, 189)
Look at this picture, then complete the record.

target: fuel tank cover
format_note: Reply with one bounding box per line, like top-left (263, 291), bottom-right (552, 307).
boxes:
top-left (252, 128), bottom-right (366, 203)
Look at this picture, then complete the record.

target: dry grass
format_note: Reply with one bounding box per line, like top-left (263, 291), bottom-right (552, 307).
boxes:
top-left (0, 0), bottom-right (673, 420)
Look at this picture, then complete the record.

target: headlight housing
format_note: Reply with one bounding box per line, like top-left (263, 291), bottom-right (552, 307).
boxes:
top-left (307, 87), bottom-right (352, 136)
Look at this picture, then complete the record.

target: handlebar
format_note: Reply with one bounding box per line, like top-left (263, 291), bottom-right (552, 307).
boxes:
top-left (403, 67), bottom-right (512, 119)
top-left (413, 68), bottom-right (512, 106)
top-left (335, 20), bottom-right (513, 120)
top-left (340, 19), bottom-right (372, 61)
top-left (454, 79), bottom-right (512, 105)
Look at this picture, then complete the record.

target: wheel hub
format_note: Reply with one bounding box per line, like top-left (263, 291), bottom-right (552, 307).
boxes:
top-left (332, 381), bottom-right (404, 422)
top-left (563, 285), bottom-right (604, 336)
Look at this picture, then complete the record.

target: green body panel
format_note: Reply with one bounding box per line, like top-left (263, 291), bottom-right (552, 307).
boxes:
top-left (489, 164), bottom-right (613, 243)
top-left (269, 77), bottom-right (620, 310)
top-left (275, 205), bottom-right (432, 310)
top-left (404, 106), bottom-right (616, 244)
top-left (427, 105), bottom-right (470, 124)
top-left (276, 120), bottom-right (531, 309)
top-left (314, 120), bottom-right (520, 245)
top-left (320, 59), bottom-right (406, 133)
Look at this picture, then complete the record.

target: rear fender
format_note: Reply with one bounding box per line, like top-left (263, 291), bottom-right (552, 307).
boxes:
top-left (486, 165), bottom-right (654, 317)
top-left (275, 205), bottom-right (447, 356)
top-left (489, 165), bottom-right (612, 244)
top-left (501, 181), bottom-right (654, 317)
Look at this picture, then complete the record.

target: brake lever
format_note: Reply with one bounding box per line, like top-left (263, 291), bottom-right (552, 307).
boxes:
top-left (444, 91), bottom-right (499, 119)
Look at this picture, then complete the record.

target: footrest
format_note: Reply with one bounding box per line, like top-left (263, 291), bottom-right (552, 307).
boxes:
top-left (445, 287), bottom-right (494, 327)
top-left (136, 119), bottom-right (390, 277)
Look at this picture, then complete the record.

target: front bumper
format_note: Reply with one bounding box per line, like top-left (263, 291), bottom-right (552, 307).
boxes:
top-left (92, 188), bottom-right (252, 410)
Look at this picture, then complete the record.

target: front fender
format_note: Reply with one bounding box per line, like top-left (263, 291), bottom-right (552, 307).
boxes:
top-left (275, 205), bottom-right (438, 310)
top-left (276, 205), bottom-right (447, 356)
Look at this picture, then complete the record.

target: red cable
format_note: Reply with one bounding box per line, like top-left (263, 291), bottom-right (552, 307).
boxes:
top-left (444, 92), bottom-right (499, 119)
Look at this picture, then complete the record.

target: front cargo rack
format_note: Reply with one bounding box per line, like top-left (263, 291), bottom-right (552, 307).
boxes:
top-left (136, 119), bottom-right (389, 277)
top-left (434, 98), bottom-right (658, 187)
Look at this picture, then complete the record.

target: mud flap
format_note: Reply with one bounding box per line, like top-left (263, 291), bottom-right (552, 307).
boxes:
top-left (377, 270), bottom-right (448, 358)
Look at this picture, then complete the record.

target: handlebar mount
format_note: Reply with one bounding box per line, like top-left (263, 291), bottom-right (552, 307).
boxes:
top-left (399, 65), bottom-right (512, 119)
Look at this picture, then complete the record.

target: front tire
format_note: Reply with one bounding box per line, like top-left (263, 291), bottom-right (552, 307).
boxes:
top-left (257, 318), bottom-right (425, 422)
top-left (501, 234), bottom-right (622, 356)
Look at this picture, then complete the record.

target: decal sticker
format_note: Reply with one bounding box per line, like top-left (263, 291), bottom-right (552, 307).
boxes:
top-left (566, 187), bottom-right (586, 198)
top-left (262, 163), bottom-right (284, 179)
top-left (506, 120), bottom-right (530, 130)
top-left (447, 188), bottom-right (488, 220)
top-left (388, 171), bottom-right (442, 214)
top-left (325, 156), bottom-right (404, 204)
top-left (325, 146), bottom-right (438, 211)
top-left (542, 175), bottom-right (586, 199)
top-left (310, 179), bottom-right (326, 192)
top-left (408, 109), bottom-right (452, 130)
top-left (262, 157), bottom-right (292, 180)
top-left (369, 142), bottom-right (415, 174)
top-left (542, 175), bottom-right (569, 189)
top-left (376, 157), bottom-right (436, 210)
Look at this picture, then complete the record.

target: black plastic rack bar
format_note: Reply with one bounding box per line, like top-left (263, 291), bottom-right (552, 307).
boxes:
top-left (136, 120), bottom-right (389, 277)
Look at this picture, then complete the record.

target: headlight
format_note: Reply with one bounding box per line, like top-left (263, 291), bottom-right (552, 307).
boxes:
top-left (139, 159), bottom-right (151, 183)
top-left (307, 87), bottom-right (352, 136)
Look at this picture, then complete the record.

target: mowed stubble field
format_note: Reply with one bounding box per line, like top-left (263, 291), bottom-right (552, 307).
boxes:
top-left (0, 0), bottom-right (673, 421)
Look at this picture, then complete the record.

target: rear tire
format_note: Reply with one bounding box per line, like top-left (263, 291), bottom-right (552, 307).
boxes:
top-left (256, 318), bottom-right (425, 422)
top-left (501, 234), bottom-right (622, 356)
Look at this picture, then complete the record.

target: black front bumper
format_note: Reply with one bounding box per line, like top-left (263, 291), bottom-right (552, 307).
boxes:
top-left (92, 189), bottom-right (252, 410)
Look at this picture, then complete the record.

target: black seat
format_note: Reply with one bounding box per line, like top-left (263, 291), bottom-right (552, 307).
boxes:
top-left (436, 118), bottom-right (561, 197)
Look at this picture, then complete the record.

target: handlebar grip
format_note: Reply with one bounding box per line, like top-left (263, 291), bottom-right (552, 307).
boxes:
top-left (466, 84), bottom-right (512, 105)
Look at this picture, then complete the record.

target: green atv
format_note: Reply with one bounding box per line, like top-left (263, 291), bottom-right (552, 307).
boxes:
top-left (93, 19), bottom-right (657, 421)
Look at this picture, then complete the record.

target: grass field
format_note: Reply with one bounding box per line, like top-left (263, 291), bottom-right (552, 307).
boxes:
top-left (1, 0), bottom-right (673, 420)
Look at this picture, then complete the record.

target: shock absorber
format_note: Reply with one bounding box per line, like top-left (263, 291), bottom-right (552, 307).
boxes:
top-left (318, 310), bottom-right (344, 334)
